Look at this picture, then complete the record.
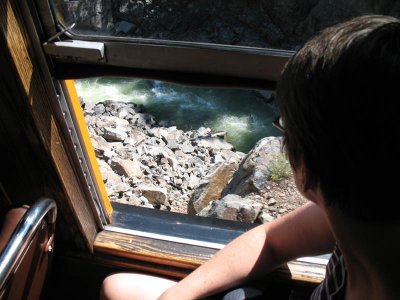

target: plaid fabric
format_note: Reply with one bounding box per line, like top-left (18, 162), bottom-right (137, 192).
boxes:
top-left (310, 244), bottom-right (346, 300)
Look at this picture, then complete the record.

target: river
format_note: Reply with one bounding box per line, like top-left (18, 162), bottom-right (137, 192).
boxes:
top-left (75, 77), bottom-right (281, 153)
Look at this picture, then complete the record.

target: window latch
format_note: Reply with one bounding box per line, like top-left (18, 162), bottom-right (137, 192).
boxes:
top-left (43, 39), bottom-right (105, 63)
top-left (47, 23), bottom-right (76, 43)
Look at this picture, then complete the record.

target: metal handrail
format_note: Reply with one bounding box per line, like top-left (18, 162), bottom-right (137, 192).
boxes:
top-left (0, 197), bottom-right (57, 291)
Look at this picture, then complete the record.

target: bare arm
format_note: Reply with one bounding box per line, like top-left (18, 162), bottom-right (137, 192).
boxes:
top-left (158, 202), bottom-right (334, 300)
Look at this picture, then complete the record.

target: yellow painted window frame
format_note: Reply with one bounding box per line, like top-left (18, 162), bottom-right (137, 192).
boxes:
top-left (64, 80), bottom-right (113, 218)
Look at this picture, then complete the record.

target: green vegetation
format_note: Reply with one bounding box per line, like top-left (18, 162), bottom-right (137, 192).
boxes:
top-left (268, 153), bottom-right (292, 181)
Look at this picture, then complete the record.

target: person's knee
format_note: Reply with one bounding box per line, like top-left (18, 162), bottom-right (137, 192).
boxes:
top-left (100, 273), bottom-right (177, 300)
top-left (100, 274), bottom-right (128, 300)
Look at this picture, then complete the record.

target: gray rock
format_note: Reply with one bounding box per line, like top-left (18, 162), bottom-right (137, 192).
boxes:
top-left (258, 211), bottom-right (275, 223)
top-left (198, 194), bottom-right (263, 223)
top-left (187, 162), bottom-right (238, 214)
top-left (196, 136), bottom-right (235, 150)
top-left (103, 127), bottom-right (128, 141)
top-left (110, 158), bottom-right (143, 178)
top-left (222, 137), bottom-right (283, 197)
top-left (136, 185), bottom-right (167, 206)
top-left (115, 20), bottom-right (136, 34)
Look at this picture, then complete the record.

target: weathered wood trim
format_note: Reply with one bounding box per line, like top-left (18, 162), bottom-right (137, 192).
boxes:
top-left (94, 230), bottom-right (326, 285)
top-left (91, 251), bottom-right (192, 279)
top-left (0, 0), bottom-right (98, 251)
top-left (95, 230), bottom-right (216, 270)
top-left (283, 260), bottom-right (326, 284)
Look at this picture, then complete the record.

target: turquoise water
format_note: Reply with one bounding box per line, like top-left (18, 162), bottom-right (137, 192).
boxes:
top-left (75, 77), bottom-right (281, 153)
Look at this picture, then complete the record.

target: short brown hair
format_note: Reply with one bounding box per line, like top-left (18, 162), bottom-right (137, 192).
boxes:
top-left (277, 15), bottom-right (400, 220)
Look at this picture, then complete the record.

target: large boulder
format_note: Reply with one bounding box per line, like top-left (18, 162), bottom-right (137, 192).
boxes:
top-left (222, 137), bottom-right (283, 197)
top-left (187, 162), bottom-right (238, 214)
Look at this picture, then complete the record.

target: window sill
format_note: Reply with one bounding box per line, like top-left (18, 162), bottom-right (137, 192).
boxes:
top-left (93, 203), bottom-right (327, 285)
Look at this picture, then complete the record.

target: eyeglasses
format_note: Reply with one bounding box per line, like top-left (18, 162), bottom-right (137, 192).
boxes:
top-left (272, 116), bottom-right (285, 133)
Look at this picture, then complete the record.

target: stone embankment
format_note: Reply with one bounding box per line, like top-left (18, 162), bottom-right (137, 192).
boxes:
top-left (84, 100), bottom-right (306, 224)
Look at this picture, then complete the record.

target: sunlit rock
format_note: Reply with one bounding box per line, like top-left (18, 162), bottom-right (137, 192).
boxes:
top-left (222, 137), bottom-right (283, 197)
top-left (198, 194), bottom-right (263, 223)
top-left (187, 162), bottom-right (238, 214)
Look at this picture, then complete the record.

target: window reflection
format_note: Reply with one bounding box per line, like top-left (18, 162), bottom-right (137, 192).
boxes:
top-left (52, 0), bottom-right (400, 50)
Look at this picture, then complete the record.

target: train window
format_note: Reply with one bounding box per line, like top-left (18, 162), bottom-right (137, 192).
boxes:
top-left (73, 77), bottom-right (295, 218)
top-left (66, 76), bottom-right (306, 245)
top-left (49, 0), bottom-right (400, 51)
top-left (38, 1), bottom-right (400, 248)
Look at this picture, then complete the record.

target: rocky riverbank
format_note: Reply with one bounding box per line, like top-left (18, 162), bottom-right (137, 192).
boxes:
top-left (83, 100), bottom-right (307, 224)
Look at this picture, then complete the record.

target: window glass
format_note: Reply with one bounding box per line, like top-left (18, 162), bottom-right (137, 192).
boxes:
top-left (51, 0), bottom-right (400, 51)
top-left (75, 77), bottom-right (306, 224)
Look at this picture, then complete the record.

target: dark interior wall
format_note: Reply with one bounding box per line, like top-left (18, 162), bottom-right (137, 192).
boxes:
top-left (0, 5), bottom-right (57, 215)
top-left (0, 0), bottom-right (91, 250)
